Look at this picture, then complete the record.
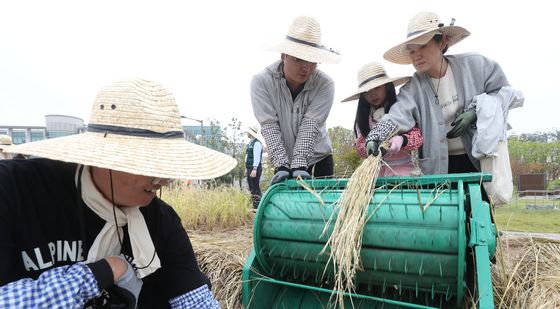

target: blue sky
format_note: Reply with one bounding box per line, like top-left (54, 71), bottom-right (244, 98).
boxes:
top-left (0, 0), bottom-right (557, 134)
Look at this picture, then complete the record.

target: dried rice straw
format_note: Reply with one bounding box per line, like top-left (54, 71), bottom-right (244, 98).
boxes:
top-left (320, 153), bottom-right (383, 309)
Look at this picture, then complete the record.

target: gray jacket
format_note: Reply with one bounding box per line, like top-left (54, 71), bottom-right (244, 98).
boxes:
top-left (250, 60), bottom-right (334, 168)
top-left (382, 53), bottom-right (510, 174)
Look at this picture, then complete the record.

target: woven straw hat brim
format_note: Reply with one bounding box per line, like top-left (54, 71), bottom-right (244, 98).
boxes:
top-left (4, 132), bottom-right (237, 179)
top-left (269, 39), bottom-right (341, 64)
top-left (341, 76), bottom-right (411, 103)
top-left (384, 26), bottom-right (470, 65)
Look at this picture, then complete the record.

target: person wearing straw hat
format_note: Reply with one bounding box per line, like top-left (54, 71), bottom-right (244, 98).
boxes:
top-left (0, 79), bottom-right (236, 308)
top-left (245, 124), bottom-right (264, 210)
top-left (251, 15), bottom-right (340, 185)
top-left (365, 11), bottom-right (511, 176)
top-left (0, 134), bottom-right (13, 160)
top-left (342, 62), bottom-right (423, 176)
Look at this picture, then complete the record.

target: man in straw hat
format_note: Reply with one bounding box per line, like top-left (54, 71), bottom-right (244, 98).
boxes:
top-left (366, 11), bottom-right (514, 176)
top-left (251, 15), bottom-right (340, 185)
top-left (245, 124), bottom-right (264, 210)
top-left (0, 79), bottom-right (236, 308)
top-left (0, 134), bottom-right (13, 160)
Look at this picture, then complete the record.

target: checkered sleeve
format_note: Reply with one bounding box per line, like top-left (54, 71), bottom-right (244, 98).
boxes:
top-left (365, 120), bottom-right (398, 144)
top-left (0, 262), bottom-right (100, 308)
top-left (291, 118), bottom-right (320, 169)
top-left (261, 122), bottom-right (289, 170)
top-left (168, 284), bottom-right (221, 309)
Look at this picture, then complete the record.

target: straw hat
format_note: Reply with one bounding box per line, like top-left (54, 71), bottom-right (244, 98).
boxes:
top-left (269, 16), bottom-right (341, 64)
top-left (246, 124), bottom-right (265, 145)
top-left (0, 134), bottom-right (12, 150)
top-left (4, 79), bottom-right (237, 179)
top-left (384, 11), bottom-right (470, 65)
top-left (341, 62), bottom-right (410, 102)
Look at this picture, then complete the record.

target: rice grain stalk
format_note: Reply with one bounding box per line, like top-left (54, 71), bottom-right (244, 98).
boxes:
top-left (320, 153), bottom-right (383, 309)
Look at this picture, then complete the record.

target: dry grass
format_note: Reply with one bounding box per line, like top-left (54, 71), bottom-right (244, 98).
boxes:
top-left (189, 227), bottom-right (253, 309)
top-left (492, 236), bottom-right (560, 308)
top-left (190, 228), bottom-right (560, 309)
top-left (161, 183), bottom-right (252, 230)
top-left (320, 154), bottom-right (383, 309)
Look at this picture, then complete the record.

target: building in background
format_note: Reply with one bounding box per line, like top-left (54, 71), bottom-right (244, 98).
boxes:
top-left (0, 114), bottom-right (85, 144)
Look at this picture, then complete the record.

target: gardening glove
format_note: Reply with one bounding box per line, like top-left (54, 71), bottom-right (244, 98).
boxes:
top-left (447, 110), bottom-right (477, 138)
top-left (388, 135), bottom-right (404, 154)
top-left (291, 168), bottom-right (311, 179)
top-left (366, 141), bottom-right (387, 157)
top-left (106, 255), bottom-right (143, 309)
top-left (270, 168), bottom-right (290, 185)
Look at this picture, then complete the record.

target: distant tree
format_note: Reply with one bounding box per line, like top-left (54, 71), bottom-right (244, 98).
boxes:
top-left (328, 126), bottom-right (361, 177)
top-left (223, 117), bottom-right (245, 187)
top-left (508, 134), bottom-right (560, 183)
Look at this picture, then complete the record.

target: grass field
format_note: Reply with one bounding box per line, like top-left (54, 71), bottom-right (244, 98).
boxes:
top-left (494, 196), bottom-right (560, 233)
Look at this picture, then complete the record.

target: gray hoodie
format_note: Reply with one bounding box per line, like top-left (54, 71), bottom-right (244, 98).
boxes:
top-left (382, 53), bottom-right (510, 174)
top-left (250, 60), bottom-right (334, 168)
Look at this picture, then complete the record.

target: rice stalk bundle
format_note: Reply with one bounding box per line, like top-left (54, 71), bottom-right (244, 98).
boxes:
top-left (320, 153), bottom-right (383, 309)
top-left (492, 237), bottom-right (560, 308)
top-left (190, 229), bottom-right (253, 309)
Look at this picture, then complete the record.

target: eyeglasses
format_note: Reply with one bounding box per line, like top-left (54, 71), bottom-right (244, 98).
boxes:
top-left (286, 55), bottom-right (317, 69)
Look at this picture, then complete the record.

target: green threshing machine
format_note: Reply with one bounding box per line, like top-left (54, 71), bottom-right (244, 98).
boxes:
top-left (242, 173), bottom-right (497, 308)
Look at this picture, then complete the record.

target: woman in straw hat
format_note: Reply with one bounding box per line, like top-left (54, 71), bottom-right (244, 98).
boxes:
top-left (0, 79), bottom-right (236, 308)
top-left (365, 11), bottom-right (512, 176)
top-left (251, 15), bottom-right (340, 185)
top-left (0, 134), bottom-right (13, 160)
top-left (342, 62), bottom-right (423, 176)
top-left (245, 124), bottom-right (264, 210)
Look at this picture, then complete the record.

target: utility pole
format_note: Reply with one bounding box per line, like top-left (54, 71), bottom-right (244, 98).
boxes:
top-left (180, 116), bottom-right (204, 145)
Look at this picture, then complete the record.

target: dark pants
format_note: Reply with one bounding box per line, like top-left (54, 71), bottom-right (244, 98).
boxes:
top-left (307, 155), bottom-right (334, 178)
top-left (449, 153), bottom-right (489, 201)
top-left (246, 166), bottom-right (262, 209)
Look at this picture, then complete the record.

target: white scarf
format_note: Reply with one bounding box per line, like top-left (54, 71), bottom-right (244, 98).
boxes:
top-left (77, 165), bottom-right (161, 278)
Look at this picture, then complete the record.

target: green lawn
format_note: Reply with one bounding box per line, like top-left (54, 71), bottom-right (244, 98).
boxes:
top-left (493, 197), bottom-right (560, 233)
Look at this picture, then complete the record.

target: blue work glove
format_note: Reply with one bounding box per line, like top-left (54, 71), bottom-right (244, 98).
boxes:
top-left (270, 168), bottom-right (290, 185)
top-left (447, 110), bottom-right (477, 138)
top-left (291, 168), bottom-right (311, 179)
top-left (107, 255), bottom-right (143, 309)
top-left (366, 141), bottom-right (387, 157)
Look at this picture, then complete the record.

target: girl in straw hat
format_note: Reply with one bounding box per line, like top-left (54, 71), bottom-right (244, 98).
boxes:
top-left (251, 15), bottom-right (340, 185)
top-left (342, 62), bottom-right (423, 176)
top-left (0, 79), bottom-right (235, 308)
top-left (365, 11), bottom-right (515, 176)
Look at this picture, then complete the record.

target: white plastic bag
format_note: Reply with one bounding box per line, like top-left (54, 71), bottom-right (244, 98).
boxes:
top-left (480, 140), bottom-right (513, 205)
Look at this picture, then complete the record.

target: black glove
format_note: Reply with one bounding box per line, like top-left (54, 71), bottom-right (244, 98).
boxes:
top-left (291, 167), bottom-right (311, 179)
top-left (366, 141), bottom-right (387, 157)
top-left (270, 167), bottom-right (290, 185)
top-left (447, 110), bottom-right (476, 138)
top-left (103, 285), bottom-right (138, 309)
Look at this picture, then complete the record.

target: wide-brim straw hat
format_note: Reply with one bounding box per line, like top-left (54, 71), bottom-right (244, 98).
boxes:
top-left (268, 16), bottom-right (341, 64)
top-left (341, 62), bottom-right (410, 102)
top-left (384, 11), bottom-right (470, 65)
top-left (0, 134), bottom-right (12, 150)
top-left (4, 79), bottom-right (237, 179)
top-left (246, 124), bottom-right (265, 144)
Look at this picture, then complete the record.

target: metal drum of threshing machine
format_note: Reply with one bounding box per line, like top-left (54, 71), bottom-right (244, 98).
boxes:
top-left (242, 173), bottom-right (497, 308)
